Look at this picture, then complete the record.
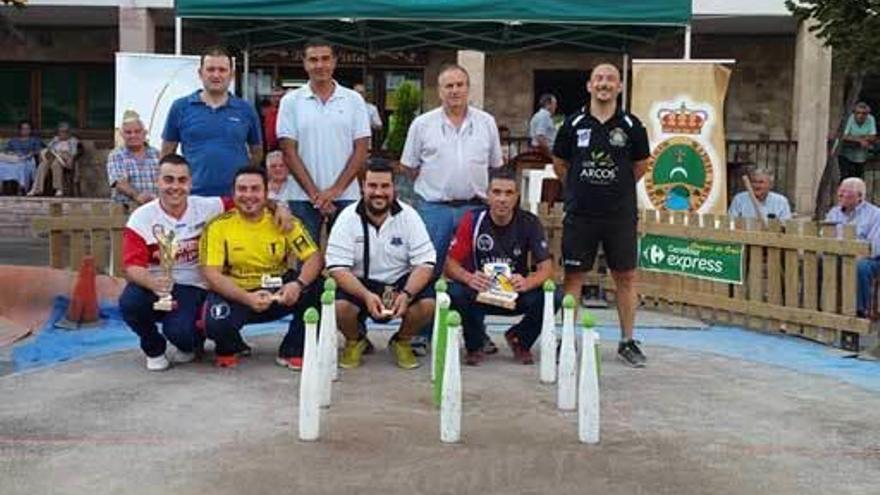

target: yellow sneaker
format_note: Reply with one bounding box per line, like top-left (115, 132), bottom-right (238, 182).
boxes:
top-left (339, 338), bottom-right (368, 369)
top-left (391, 339), bottom-right (420, 370)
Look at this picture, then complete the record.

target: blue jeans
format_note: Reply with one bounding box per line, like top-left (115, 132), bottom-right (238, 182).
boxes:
top-left (119, 283), bottom-right (206, 358)
top-left (447, 282), bottom-right (563, 352)
top-left (204, 276), bottom-right (321, 358)
top-left (416, 201), bottom-right (481, 339)
top-left (857, 256), bottom-right (880, 316)
top-left (288, 200), bottom-right (355, 245)
top-left (416, 201), bottom-right (481, 277)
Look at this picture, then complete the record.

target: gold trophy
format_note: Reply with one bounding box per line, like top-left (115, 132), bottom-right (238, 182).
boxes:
top-left (475, 262), bottom-right (519, 310)
top-left (380, 285), bottom-right (396, 318)
top-left (152, 225), bottom-right (177, 311)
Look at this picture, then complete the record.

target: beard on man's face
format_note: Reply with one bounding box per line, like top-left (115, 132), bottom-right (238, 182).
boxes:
top-left (365, 195), bottom-right (391, 215)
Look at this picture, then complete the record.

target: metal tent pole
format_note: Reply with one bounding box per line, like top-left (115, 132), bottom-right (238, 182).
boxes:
top-left (684, 23), bottom-right (692, 60)
top-left (243, 48), bottom-right (250, 101)
top-left (175, 17), bottom-right (182, 55)
top-left (622, 52), bottom-right (630, 111)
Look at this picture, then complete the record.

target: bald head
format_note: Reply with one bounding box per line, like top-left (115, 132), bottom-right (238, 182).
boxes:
top-left (588, 63), bottom-right (622, 105)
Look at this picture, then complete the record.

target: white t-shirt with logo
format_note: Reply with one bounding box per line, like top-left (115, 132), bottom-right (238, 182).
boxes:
top-left (122, 196), bottom-right (230, 288)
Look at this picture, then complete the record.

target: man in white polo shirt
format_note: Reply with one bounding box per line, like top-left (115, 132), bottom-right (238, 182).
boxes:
top-left (400, 63), bottom-right (504, 354)
top-left (326, 159), bottom-right (436, 370)
top-left (277, 38), bottom-right (371, 242)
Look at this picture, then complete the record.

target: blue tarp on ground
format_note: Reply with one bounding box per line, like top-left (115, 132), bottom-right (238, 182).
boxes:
top-left (11, 297), bottom-right (879, 393)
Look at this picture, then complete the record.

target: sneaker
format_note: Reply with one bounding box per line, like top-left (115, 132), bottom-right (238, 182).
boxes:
top-left (168, 350), bottom-right (195, 364)
top-left (146, 354), bottom-right (170, 371)
top-left (464, 350), bottom-right (484, 366)
top-left (617, 340), bottom-right (647, 368)
top-left (482, 334), bottom-right (499, 355)
top-left (390, 339), bottom-right (420, 370)
top-left (339, 338), bottom-right (368, 369)
top-left (275, 356), bottom-right (303, 371)
top-left (215, 354), bottom-right (239, 368)
top-left (409, 335), bottom-right (429, 357)
top-left (235, 339), bottom-right (253, 357)
top-left (504, 330), bottom-right (534, 365)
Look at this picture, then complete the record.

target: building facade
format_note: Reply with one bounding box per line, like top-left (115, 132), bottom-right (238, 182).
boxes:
top-left (0, 0), bottom-right (844, 213)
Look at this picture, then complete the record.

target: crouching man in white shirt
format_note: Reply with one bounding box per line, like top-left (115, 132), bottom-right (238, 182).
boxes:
top-left (325, 159), bottom-right (436, 370)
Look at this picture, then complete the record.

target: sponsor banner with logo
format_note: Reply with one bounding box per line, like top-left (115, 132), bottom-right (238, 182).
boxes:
top-left (632, 61), bottom-right (731, 214)
top-left (639, 233), bottom-right (743, 284)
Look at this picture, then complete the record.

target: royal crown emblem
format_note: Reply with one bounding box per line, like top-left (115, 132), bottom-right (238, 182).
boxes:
top-left (657, 102), bottom-right (708, 135)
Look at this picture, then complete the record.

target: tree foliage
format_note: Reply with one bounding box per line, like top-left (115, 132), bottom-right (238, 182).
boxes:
top-left (383, 81), bottom-right (422, 156)
top-left (786, 0), bottom-right (879, 217)
top-left (1, 0), bottom-right (27, 6)
top-left (786, 0), bottom-right (880, 72)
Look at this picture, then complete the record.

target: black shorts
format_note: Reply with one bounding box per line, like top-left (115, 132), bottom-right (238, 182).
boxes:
top-left (336, 274), bottom-right (435, 321)
top-left (562, 214), bottom-right (637, 273)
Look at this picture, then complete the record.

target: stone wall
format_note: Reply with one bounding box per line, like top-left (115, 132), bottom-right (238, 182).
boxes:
top-left (692, 34), bottom-right (796, 140)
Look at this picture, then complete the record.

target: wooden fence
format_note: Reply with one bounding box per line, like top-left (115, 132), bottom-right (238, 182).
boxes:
top-left (539, 202), bottom-right (873, 349)
top-left (31, 202), bottom-right (128, 276)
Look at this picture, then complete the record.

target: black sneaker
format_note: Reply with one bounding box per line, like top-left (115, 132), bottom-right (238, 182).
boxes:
top-left (617, 340), bottom-right (647, 368)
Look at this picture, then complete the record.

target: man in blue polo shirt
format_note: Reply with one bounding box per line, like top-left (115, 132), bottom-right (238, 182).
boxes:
top-left (162, 46), bottom-right (263, 196)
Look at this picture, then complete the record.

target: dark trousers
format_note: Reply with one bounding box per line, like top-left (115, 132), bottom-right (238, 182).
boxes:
top-left (119, 283), bottom-right (206, 358)
top-left (447, 282), bottom-right (563, 352)
top-left (204, 279), bottom-right (321, 358)
top-left (839, 155), bottom-right (865, 180)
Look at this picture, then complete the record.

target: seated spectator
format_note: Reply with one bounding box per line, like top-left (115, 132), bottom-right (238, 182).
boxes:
top-left (201, 166), bottom-right (323, 370)
top-left (28, 122), bottom-right (78, 197)
top-left (728, 168), bottom-right (792, 221)
top-left (266, 150), bottom-right (296, 202)
top-left (5, 120), bottom-right (44, 159)
top-left (824, 178), bottom-right (880, 317)
top-left (107, 110), bottom-right (160, 209)
top-left (325, 159), bottom-right (436, 370)
top-left (444, 168), bottom-right (561, 366)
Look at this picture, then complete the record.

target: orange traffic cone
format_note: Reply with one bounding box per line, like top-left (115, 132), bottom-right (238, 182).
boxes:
top-left (57, 256), bottom-right (101, 329)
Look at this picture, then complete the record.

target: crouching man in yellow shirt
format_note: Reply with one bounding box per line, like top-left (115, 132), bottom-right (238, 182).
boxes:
top-left (200, 166), bottom-right (324, 370)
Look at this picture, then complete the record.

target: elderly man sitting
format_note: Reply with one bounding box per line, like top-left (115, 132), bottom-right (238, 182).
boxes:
top-left (28, 122), bottom-right (78, 197)
top-left (728, 168), bottom-right (792, 221)
top-left (824, 178), bottom-right (880, 317)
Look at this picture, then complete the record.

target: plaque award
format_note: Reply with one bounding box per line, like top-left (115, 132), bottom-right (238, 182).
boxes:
top-left (475, 262), bottom-right (519, 310)
top-left (152, 225), bottom-right (177, 311)
top-left (261, 274), bottom-right (285, 302)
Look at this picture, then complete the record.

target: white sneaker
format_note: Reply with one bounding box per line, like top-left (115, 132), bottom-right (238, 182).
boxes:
top-left (169, 350), bottom-right (195, 364)
top-left (146, 354), bottom-right (170, 371)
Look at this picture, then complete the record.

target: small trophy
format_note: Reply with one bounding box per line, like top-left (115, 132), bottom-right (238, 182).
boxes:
top-left (475, 262), bottom-right (519, 310)
top-left (380, 285), bottom-right (396, 318)
top-left (152, 225), bottom-right (177, 311)
top-left (261, 274), bottom-right (285, 302)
